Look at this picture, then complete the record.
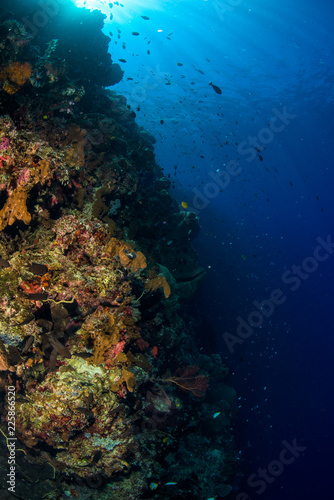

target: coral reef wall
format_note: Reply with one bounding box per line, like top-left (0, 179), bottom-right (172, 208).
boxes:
top-left (0, 2), bottom-right (237, 498)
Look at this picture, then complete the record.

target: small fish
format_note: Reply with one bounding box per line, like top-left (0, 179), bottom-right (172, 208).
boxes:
top-left (118, 59), bottom-right (127, 63)
top-left (48, 334), bottom-right (71, 359)
top-left (165, 482), bottom-right (177, 486)
top-left (92, 451), bottom-right (102, 463)
top-left (0, 258), bottom-right (10, 269)
top-left (209, 82), bottom-right (222, 94)
top-left (132, 31), bottom-right (140, 36)
top-left (27, 292), bottom-right (49, 301)
top-left (193, 66), bottom-right (204, 75)
top-left (58, 365), bottom-right (75, 373)
top-left (213, 412), bottom-right (221, 419)
top-left (76, 406), bottom-right (89, 414)
top-left (110, 404), bottom-right (125, 417)
top-left (152, 346), bottom-right (158, 358)
top-left (36, 318), bottom-right (53, 330)
top-left (181, 201), bottom-right (188, 209)
top-left (177, 62), bottom-right (183, 66)
top-left (49, 349), bottom-right (57, 371)
top-left (87, 392), bottom-right (94, 406)
top-left (22, 335), bottom-right (34, 354)
top-left (28, 262), bottom-right (48, 276)
top-left (73, 351), bottom-right (92, 359)
top-left (15, 394), bottom-right (29, 403)
top-left (14, 315), bottom-right (34, 326)
top-left (141, 16), bottom-right (150, 20)
top-left (150, 482), bottom-right (158, 490)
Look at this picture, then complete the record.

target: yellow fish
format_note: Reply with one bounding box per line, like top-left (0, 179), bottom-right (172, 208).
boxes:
top-left (181, 201), bottom-right (188, 209)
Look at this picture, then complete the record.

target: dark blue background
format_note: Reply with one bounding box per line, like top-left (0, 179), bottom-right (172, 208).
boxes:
top-left (100, 0), bottom-right (334, 497)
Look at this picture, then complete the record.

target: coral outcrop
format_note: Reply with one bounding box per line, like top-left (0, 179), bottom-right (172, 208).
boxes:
top-left (0, 1), bottom-right (237, 498)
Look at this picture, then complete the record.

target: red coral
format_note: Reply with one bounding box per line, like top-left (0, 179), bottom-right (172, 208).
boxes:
top-left (20, 280), bottom-right (43, 294)
top-left (0, 155), bottom-right (11, 168)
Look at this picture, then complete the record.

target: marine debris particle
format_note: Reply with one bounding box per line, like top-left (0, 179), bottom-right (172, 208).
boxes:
top-left (0, 1), bottom-right (237, 498)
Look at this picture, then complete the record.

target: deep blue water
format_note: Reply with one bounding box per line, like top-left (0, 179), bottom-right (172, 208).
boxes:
top-left (80, 1), bottom-right (334, 498)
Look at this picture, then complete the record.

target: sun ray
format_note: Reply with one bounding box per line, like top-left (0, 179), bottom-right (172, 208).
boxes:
top-left (73, 0), bottom-right (165, 23)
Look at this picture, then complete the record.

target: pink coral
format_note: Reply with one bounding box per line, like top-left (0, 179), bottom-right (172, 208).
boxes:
top-left (17, 167), bottom-right (31, 186)
top-left (0, 137), bottom-right (10, 151)
top-left (110, 340), bottom-right (125, 359)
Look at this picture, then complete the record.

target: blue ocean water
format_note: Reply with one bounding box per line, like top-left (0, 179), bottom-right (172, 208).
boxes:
top-left (81, 1), bottom-right (334, 498)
